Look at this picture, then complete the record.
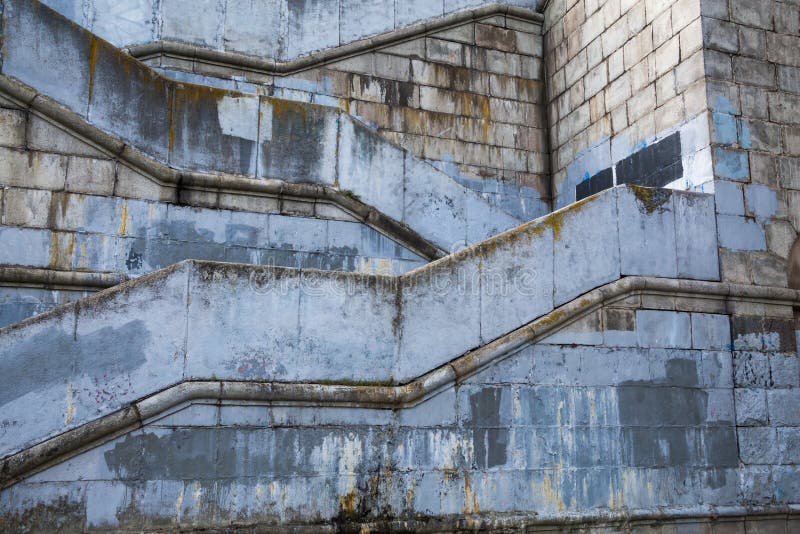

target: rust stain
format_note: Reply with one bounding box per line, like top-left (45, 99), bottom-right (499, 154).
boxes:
top-left (118, 201), bottom-right (129, 235)
top-left (339, 490), bottom-right (358, 516)
top-left (462, 472), bottom-right (480, 514)
top-left (48, 233), bottom-right (75, 270)
top-left (87, 36), bottom-right (99, 101)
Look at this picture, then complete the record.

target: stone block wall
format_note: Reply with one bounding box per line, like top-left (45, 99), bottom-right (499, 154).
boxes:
top-left (543, 0), bottom-right (712, 208)
top-left (142, 12), bottom-right (551, 220)
top-left (703, 0), bottom-right (800, 289)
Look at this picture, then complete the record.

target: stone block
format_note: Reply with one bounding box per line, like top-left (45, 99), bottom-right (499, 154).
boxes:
top-left (553, 188), bottom-right (621, 306)
top-left (617, 187), bottom-right (678, 277)
top-left (636, 310), bottom-right (692, 349)
top-left (0, 147), bottom-right (68, 190)
top-left (87, 42), bottom-right (172, 163)
top-left (0, 108), bottom-right (26, 148)
top-left (161, 0), bottom-right (220, 46)
top-left (718, 217), bottom-right (766, 251)
top-left (767, 389), bottom-right (800, 426)
top-left (730, 0), bottom-right (773, 30)
top-left (768, 92), bottom-right (800, 125)
top-left (426, 38), bottom-right (465, 66)
top-left (744, 183), bottom-right (778, 221)
top-left (223, 0), bottom-right (288, 58)
top-left (340, 0), bottom-right (395, 43)
top-left (778, 65), bottom-right (800, 95)
top-left (737, 25), bottom-right (766, 59)
top-left (26, 115), bottom-right (106, 158)
top-left (734, 351), bottom-right (771, 387)
top-left (777, 427), bottom-right (800, 464)
top-left (715, 180), bottom-right (744, 215)
top-left (258, 98), bottom-right (338, 184)
top-left (702, 351), bottom-right (733, 388)
top-left (286, 0), bottom-right (340, 56)
top-left (478, 219), bottom-right (553, 342)
top-left (734, 388), bottom-right (768, 426)
top-left (674, 191), bottom-right (720, 280)
top-left (691, 313), bottom-right (731, 350)
top-left (65, 157), bottom-right (116, 196)
top-left (770, 355), bottom-right (799, 388)
top-left (295, 271), bottom-right (396, 381)
top-left (2, 187), bottom-right (52, 227)
top-left (395, 0), bottom-right (444, 27)
top-left (733, 57), bottom-right (776, 88)
top-left (91, 0), bottom-right (156, 49)
top-left (713, 148), bottom-right (750, 180)
top-left (738, 427), bottom-right (779, 464)
top-left (702, 17), bottom-right (739, 53)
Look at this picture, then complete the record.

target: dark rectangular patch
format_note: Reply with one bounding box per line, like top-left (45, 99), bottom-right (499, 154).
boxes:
top-left (575, 167), bottom-right (614, 201)
top-left (616, 132), bottom-right (683, 188)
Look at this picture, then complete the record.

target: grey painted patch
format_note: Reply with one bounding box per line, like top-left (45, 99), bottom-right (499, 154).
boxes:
top-left (0, 320), bottom-right (149, 407)
top-left (618, 359), bottom-right (736, 469)
top-left (467, 388), bottom-right (508, 469)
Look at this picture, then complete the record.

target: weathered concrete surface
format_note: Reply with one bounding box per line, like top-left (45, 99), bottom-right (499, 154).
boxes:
top-left (1, 279), bottom-right (798, 530)
top-left (40, 0), bottom-right (542, 59)
top-left (0, 0), bottom-right (523, 254)
top-left (0, 185), bottom-right (719, 460)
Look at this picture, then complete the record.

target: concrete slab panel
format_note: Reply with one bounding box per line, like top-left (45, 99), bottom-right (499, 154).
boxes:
top-left (224, 0), bottom-right (287, 58)
top-left (479, 220), bottom-right (554, 342)
top-left (553, 188), bottom-right (620, 306)
top-left (2, 0), bottom-right (92, 114)
top-left (87, 43), bottom-right (171, 162)
top-left (616, 187), bottom-right (678, 278)
top-left (337, 116), bottom-right (405, 221)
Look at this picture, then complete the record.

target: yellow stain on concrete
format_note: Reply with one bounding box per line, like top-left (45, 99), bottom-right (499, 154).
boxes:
top-left (118, 201), bottom-right (129, 235)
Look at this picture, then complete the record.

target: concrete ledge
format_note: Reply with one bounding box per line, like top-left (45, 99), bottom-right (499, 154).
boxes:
top-left (125, 4), bottom-right (544, 76)
top-left (2, 273), bottom-right (798, 489)
top-left (0, 266), bottom-right (126, 290)
top-left (142, 507), bottom-right (800, 532)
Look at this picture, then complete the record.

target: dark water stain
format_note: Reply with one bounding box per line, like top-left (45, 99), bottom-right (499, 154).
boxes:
top-left (0, 320), bottom-right (149, 407)
top-left (104, 427), bottom-right (387, 481)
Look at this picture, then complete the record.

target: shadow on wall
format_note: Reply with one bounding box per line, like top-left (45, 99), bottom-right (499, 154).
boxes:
top-left (791, 238), bottom-right (800, 330)
top-left (791, 237), bottom-right (800, 290)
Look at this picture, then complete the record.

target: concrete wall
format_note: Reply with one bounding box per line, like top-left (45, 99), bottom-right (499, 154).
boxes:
top-left (0, 186), bottom-right (720, 461)
top-left (543, 0), bottom-right (712, 208)
top-left (702, 0), bottom-right (800, 289)
top-left (0, 92), bottom-right (427, 327)
top-left (1, 258), bottom-right (798, 529)
top-left (40, 0), bottom-right (542, 58)
top-left (142, 12), bottom-right (551, 221)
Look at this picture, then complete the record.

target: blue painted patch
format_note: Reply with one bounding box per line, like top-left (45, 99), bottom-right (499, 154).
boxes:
top-left (712, 113), bottom-right (738, 145)
top-left (711, 95), bottom-right (738, 115)
top-left (713, 148), bottom-right (749, 181)
top-left (739, 119), bottom-right (751, 149)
